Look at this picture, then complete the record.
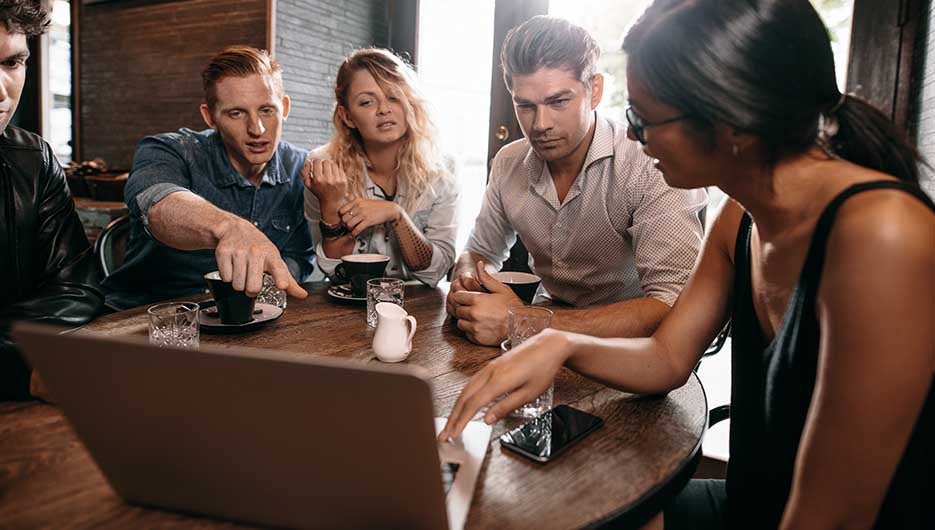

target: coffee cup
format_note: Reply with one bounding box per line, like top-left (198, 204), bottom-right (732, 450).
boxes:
top-left (204, 271), bottom-right (257, 325)
top-left (492, 271), bottom-right (541, 304)
top-left (335, 253), bottom-right (391, 297)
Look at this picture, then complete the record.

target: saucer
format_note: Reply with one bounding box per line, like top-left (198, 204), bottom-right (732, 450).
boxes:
top-left (199, 303), bottom-right (284, 333)
top-left (327, 284), bottom-right (367, 304)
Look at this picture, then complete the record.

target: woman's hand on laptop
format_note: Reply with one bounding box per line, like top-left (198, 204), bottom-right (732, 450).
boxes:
top-left (438, 328), bottom-right (570, 440)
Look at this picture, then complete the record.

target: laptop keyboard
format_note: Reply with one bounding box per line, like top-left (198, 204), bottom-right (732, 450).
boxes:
top-left (440, 462), bottom-right (460, 496)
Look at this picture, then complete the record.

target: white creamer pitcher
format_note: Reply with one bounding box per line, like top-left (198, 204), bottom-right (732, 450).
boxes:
top-left (372, 302), bottom-right (417, 362)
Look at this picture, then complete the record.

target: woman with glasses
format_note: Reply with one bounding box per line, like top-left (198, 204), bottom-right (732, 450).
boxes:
top-left (441, 1), bottom-right (934, 529)
top-left (303, 48), bottom-right (458, 286)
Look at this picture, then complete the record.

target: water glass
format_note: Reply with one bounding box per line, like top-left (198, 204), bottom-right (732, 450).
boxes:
top-left (256, 273), bottom-right (287, 309)
top-left (148, 302), bottom-right (200, 348)
top-left (506, 306), bottom-right (554, 418)
top-left (508, 306), bottom-right (554, 345)
top-left (367, 278), bottom-right (404, 327)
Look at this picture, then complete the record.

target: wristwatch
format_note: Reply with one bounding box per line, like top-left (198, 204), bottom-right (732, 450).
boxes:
top-left (319, 219), bottom-right (349, 238)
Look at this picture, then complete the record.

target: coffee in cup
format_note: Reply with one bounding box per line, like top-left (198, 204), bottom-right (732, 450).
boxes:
top-left (492, 271), bottom-right (541, 304)
top-left (335, 253), bottom-right (391, 297)
top-left (204, 271), bottom-right (257, 325)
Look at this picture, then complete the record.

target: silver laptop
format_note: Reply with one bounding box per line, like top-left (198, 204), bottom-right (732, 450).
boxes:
top-left (14, 323), bottom-right (488, 530)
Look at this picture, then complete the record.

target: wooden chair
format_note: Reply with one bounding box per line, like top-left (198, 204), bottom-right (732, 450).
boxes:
top-left (695, 321), bottom-right (732, 479)
top-left (93, 215), bottom-right (130, 279)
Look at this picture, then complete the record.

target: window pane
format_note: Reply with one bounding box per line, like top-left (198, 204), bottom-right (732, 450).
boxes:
top-left (548, 0), bottom-right (654, 124)
top-left (417, 1), bottom-right (495, 253)
top-left (50, 0), bottom-right (72, 164)
top-left (811, 0), bottom-right (854, 91)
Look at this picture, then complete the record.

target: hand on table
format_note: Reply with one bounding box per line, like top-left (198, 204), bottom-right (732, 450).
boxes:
top-left (438, 328), bottom-right (570, 440)
top-left (450, 261), bottom-right (524, 346)
top-left (214, 219), bottom-right (307, 299)
top-left (338, 198), bottom-right (402, 237)
top-left (445, 269), bottom-right (484, 317)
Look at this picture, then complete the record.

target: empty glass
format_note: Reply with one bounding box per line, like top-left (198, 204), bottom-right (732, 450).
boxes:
top-left (508, 306), bottom-right (554, 345)
top-left (256, 273), bottom-right (287, 309)
top-left (507, 306), bottom-right (554, 418)
top-left (367, 278), bottom-right (404, 327)
top-left (148, 302), bottom-right (200, 348)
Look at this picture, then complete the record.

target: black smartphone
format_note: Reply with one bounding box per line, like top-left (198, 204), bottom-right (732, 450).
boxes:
top-left (499, 404), bottom-right (604, 463)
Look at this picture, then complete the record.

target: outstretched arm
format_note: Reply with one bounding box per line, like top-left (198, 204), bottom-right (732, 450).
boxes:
top-left (440, 200), bottom-right (741, 438)
top-left (147, 191), bottom-right (306, 298)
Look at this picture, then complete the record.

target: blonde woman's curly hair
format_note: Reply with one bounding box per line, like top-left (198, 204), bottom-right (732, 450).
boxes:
top-left (327, 48), bottom-right (450, 210)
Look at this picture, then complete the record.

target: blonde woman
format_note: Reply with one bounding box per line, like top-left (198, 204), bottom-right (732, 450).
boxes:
top-left (303, 48), bottom-right (458, 287)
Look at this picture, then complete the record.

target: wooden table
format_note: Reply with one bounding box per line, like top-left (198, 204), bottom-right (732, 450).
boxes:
top-left (0, 283), bottom-right (707, 529)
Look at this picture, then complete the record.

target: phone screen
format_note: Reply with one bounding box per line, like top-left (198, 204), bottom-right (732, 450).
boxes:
top-left (499, 404), bottom-right (604, 462)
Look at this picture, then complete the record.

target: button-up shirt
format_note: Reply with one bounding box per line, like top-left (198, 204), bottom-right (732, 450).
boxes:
top-left (465, 114), bottom-right (705, 307)
top-left (305, 147), bottom-right (459, 287)
top-left (103, 128), bottom-right (315, 309)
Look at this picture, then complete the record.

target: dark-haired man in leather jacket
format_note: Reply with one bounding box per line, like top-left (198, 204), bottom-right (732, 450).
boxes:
top-left (0, 1), bottom-right (103, 400)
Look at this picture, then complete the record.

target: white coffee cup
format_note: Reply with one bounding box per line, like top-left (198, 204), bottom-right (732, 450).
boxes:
top-left (373, 302), bottom-right (417, 362)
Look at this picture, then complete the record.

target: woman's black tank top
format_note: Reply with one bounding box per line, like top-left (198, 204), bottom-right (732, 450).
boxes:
top-left (727, 180), bottom-right (934, 528)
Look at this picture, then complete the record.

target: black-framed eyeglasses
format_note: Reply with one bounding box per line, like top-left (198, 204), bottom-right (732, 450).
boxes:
top-left (625, 105), bottom-right (692, 145)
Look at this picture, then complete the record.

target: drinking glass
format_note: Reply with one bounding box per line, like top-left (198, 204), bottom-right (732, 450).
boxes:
top-left (508, 306), bottom-right (554, 345)
top-left (148, 302), bottom-right (200, 348)
top-left (367, 278), bottom-right (404, 327)
top-left (507, 306), bottom-right (554, 418)
top-left (256, 273), bottom-right (287, 309)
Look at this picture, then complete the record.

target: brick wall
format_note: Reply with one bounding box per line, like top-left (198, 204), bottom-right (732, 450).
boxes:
top-left (79, 0), bottom-right (267, 169)
top-left (275, 0), bottom-right (389, 150)
top-left (912, 1), bottom-right (935, 198)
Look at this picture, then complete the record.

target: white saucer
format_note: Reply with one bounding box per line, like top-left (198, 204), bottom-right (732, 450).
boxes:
top-left (327, 284), bottom-right (367, 304)
top-left (199, 303), bottom-right (284, 333)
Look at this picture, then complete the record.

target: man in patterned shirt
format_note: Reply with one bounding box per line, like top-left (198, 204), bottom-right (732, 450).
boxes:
top-left (447, 16), bottom-right (706, 346)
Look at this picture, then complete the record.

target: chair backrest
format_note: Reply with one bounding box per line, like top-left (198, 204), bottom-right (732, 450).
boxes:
top-left (94, 215), bottom-right (130, 278)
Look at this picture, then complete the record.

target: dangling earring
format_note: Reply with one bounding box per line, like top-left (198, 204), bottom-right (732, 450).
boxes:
top-left (732, 144), bottom-right (740, 157)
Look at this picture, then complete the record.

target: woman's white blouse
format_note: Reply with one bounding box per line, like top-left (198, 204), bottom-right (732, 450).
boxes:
top-left (304, 153), bottom-right (459, 287)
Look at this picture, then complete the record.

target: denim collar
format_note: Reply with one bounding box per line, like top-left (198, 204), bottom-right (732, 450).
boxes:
top-left (209, 131), bottom-right (289, 188)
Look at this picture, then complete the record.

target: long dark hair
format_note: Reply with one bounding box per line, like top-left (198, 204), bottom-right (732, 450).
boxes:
top-left (623, 0), bottom-right (922, 183)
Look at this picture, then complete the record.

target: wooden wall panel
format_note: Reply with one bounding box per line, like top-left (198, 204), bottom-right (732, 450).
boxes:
top-left (78, 0), bottom-right (267, 168)
top-left (846, 0), bottom-right (924, 129)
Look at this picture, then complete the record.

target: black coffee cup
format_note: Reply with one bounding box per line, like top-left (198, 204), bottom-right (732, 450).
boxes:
top-left (492, 271), bottom-right (541, 304)
top-left (334, 253), bottom-right (391, 297)
top-left (204, 271), bottom-right (257, 325)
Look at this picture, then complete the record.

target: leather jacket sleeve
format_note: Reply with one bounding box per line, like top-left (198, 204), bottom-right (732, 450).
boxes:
top-left (1, 128), bottom-right (104, 400)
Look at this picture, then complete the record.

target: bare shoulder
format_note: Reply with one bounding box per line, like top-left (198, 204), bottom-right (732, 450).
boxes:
top-left (826, 182), bottom-right (935, 261)
top-left (706, 197), bottom-right (747, 264)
